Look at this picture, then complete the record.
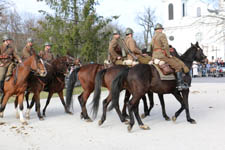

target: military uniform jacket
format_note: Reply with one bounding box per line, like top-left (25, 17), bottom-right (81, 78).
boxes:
top-left (39, 50), bottom-right (54, 62)
top-left (151, 31), bottom-right (170, 59)
top-left (0, 43), bottom-right (21, 67)
top-left (22, 45), bottom-right (35, 59)
top-left (108, 37), bottom-right (122, 63)
top-left (124, 36), bottom-right (142, 60)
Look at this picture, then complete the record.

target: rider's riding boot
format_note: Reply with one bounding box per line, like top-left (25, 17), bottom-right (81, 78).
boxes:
top-left (176, 72), bottom-right (189, 91)
top-left (0, 80), bottom-right (4, 94)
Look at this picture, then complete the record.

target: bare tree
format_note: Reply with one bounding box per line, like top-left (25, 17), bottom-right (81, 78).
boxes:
top-left (136, 7), bottom-right (156, 48)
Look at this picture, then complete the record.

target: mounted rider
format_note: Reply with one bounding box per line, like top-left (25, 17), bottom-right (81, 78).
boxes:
top-left (39, 42), bottom-right (54, 62)
top-left (22, 37), bottom-right (35, 60)
top-left (151, 23), bottom-right (189, 90)
top-left (108, 29), bottom-right (123, 65)
top-left (124, 27), bottom-right (151, 64)
top-left (0, 35), bottom-right (22, 93)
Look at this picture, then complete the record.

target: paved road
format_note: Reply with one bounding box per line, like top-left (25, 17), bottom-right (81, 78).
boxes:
top-left (192, 76), bottom-right (225, 83)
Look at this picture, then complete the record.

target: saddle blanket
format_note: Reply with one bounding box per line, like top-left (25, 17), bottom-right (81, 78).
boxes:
top-left (153, 64), bottom-right (175, 80)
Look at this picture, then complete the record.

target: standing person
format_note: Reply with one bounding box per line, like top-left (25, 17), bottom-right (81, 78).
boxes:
top-left (39, 42), bottom-right (54, 62)
top-left (0, 35), bottom-right (22, 93)
top-left (151, 23), bottom-right (188, 90)
top-left (124, 27), bottom-right (151, 64)
top-left (22, 37), bottom-right (35, 59)
top-left (108, 29), bottom-right (123, 65)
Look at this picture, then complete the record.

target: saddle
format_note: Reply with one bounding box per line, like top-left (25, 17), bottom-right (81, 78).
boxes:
top-left (149, 59), bottom-right (174, 75)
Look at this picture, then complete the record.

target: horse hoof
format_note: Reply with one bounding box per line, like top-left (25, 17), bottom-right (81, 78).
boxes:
top-left (165, 117), bottom-right (171, 121)
top-left (172, 116), bottom-right (177, 122)
top-left (124, 120), bottom-right (130, 125)
top-left (189, 119), bottom-right (197, 124)
top-left (22, 121), bottom-right (28, 125)
top-left (85, 118), bottom-right (93, 122)
top-left (80, 113), bottom-right (84, 119)
top-left (67, 111), bottom-right (73, 115)
top-left (0, 112), bottom-right (3, 118)
top-left (39, 117), bottom-right (44, 121)
top-left (141, 114), bottom-right (146, 119)
top-left (139, 124), bottom-right (150, 130)
top-left (127, 125), bottom-right (132, 132)
top-left (98, 120), bottom-right (103, 126)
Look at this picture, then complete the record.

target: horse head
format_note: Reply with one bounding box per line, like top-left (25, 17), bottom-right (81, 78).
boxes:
top-left (191, 42), bottom-right (207, 63)
top-left (52, 56), bottom-right (71, 76)
top-left (30, 53), bottom-right (47, 77)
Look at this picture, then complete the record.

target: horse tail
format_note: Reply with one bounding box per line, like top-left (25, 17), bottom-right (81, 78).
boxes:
top-left (108, 67), bottom-right (129, 111)
top-left (91, 68), bottom-right (107, 119)
top-left (66, 67), bottom-right (80, 111)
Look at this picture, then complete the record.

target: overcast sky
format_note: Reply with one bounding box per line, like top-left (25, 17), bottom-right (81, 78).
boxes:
top-left (10, 0), bottom-right (162, 33)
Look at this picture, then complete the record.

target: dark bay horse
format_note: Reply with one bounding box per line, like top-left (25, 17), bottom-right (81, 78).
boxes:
top-left (24, 56), bottom-right (76, 120)
top-left (109, 42), bottom-right (206, 131)
top-left (0, 53), bottom-right (46, 124)
top-left (66, 63), bottom-right (105, 122)
top-left (91, 66), bottom-right (153, 125)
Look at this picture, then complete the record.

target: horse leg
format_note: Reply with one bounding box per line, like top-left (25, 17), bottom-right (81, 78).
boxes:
top-left (182, 89), bottom-right (196, 124)
top-left (25, 94), bottom-right (37, 119)
top-left (133, 101), bottom-right (150, 130)
top-left (122, 90), bottom-right (130, 118)
top-left (127, 95), bottom-right (148, 132)
top-left (0, 93), bottom-right (10, 118)
top-left (17, 93), bottom-right (28, 125)
top-left (172, 91), bottom-right (185, 122)
top-left (99, 95), bottom-right (110, 126)
top-left (58, 91), bottom-right (72, 114)
top-left (141, 92), bottom-right (154, 119)
top-left (78, 91), bottom-right (92, 122)
top-left (25, 91), bottom-right (30, 109)
top-left (14, 96), bottom-right (19, 119)
top-left (43, 92), bottom-right (53, 117)
top-left (34, 92), bottom-right (43, 120)
top-left (158, 94), bottom-right (170, 121)
top-left (142, 95), bottom-right (149, 116)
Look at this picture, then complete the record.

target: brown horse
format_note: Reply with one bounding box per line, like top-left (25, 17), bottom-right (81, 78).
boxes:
top-left (24, 56), bottom-right (76, 120)
top-left (66, 63), bottom-right (105, 121)
top-left (109, 42), bottom-right (207, 131)
top-left (0, 53), bottom-right (46, 124)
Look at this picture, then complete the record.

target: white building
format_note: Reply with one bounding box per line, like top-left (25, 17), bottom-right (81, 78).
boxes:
top-left (161, 0), bottom-right (225, 62)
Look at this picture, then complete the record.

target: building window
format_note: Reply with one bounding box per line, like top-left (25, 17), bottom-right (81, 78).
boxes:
top-left (197, 7), bottom-right (201, 17)
top-left (168, 3), bottom-right (174, 20)
top-left (182, 3), bottom-right (186, 17)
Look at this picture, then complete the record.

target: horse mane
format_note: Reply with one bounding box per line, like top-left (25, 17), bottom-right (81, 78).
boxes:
top-left (180, 46), bottom-right (195, 60)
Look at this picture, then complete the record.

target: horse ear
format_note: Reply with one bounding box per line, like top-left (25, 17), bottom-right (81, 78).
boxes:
top-left (196, 41), bottom-right (199, 46)
top-left (191, 43), bottom-right (194, 47)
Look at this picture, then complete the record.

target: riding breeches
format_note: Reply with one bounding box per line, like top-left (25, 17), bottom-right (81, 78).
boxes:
top-left (160, 57), bottom-right (182, 72)
top-left (0, 66), bottom-right (8, 81)
top-left (5, 63), bottom-right (16, 78)
top-left (114, 59), bottom-right (123, 65)
top-left (173, 57), bottom-right (189, 73)
top-left (137, 55), bottom-right (151, 64)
